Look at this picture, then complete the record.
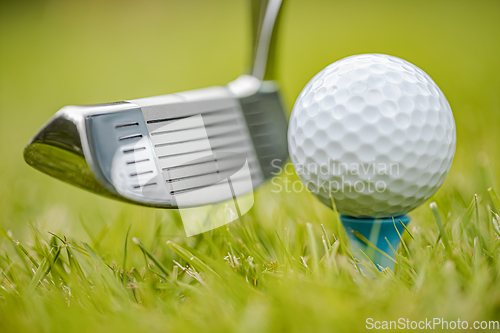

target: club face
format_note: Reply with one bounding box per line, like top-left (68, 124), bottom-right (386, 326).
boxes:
top-left (24, 77), bottom-right (288, 208)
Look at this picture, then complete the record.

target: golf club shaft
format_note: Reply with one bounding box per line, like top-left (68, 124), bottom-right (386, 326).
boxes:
top-left (250, 0), bottom-right (284, 81)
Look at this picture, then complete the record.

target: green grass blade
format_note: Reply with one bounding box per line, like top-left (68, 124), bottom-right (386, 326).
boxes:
top-left (488, 187), bottom-right (500, 213)
top-left (28, 247), bottom-right (54, 292)
top-left (392, 218), bottom-right (411, 259)
top-left (133, 238), bottom-right (170, 278)
top-left (15, 241), bottom-right (39, 268)
top-left (430, 202), bottom-right (452, 256)
top-left (350, 230), bottom-right (397, 264)
top-left (321, 224), bottom-right (332, 248)
top-left (122, 224), bottom-right (131, 284)
top-left (166, 241), bottom-right (220, 279)
top-left (397, 219), bottom-right (415, 240)
top-left (306, 223), bottom-right (319, 272)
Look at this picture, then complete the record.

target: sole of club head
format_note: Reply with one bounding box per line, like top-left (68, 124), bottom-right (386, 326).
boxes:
top-left (23, 75), bottom-right (288, 208)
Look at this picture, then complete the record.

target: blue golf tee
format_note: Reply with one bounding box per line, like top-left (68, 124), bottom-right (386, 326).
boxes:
top-left (339, 214), bottom-right (411, 269)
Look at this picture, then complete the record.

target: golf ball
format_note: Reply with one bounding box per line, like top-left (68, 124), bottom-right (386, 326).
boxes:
top-left (288, 54), bottom-right (456, 218)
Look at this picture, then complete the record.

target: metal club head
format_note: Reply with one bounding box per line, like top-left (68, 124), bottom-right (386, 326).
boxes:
top-left (24, 0), bottom-right (287, 209)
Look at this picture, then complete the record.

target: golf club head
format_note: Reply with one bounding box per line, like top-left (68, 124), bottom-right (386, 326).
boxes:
top-left (24, 0), bottom-right (287, 211)
top-left (24, 75), bottom-right (288, 208)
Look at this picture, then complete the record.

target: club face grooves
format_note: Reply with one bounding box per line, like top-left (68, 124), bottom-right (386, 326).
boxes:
top-left (115, 122), bottom-right (139, 129)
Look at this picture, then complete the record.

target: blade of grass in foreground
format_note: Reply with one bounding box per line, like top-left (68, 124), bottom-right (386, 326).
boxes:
top-left (83, 243), bottom-right (130, 302)
top-left (133, 238), bottom-right (170, 279)
top-left (122, 225), bottom-right (131, 284)
top-left (430, 203), bottom-right (471, 277)
top-left (28, 247), bottom-right (54, 292)
top-left (306, 223), bottom-right (319, 272)
top-left (274, 230), bottom-right (304, 273)
top-left (430, 202), bottom-right (452, 256)
top-left (350, 230), bottom-right (397, 264)
top-left (66, 242), bottom-right (93, 296)
top-left (392, 218), bottom-right (411, 259)
top-left (321, 224), bottom-right (332, 248)
top-left (167, 241), bottom-right (220, 279)
top-left (15, 241), bottom-right (39, 268)
top-left (359, 248), bottom-right (379, 270)
top-left (397, 219), bottom-right (414, 240)
top-left (329, 195), bottom-right (348, 253)
top-left (487, 187), bottom-right (500, 213)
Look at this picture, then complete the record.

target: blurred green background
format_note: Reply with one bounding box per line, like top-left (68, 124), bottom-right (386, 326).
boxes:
top-left (2, 0), bottom-right (500, 237)
top-left (1, 0), bottom-right (500, 331)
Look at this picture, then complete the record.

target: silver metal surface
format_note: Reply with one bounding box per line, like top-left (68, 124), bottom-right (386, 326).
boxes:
top-left (24, 1), bottom-right (288, 208)
top-left (250, 0), bottom-right (284, 81)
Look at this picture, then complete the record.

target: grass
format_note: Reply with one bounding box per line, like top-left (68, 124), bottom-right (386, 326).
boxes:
top-left (1, 0), bottom-right (500, 331)
top-left (1, 190), bottom-right (500, 332)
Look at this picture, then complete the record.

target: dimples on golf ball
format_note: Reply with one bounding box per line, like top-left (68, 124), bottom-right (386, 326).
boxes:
top-left (288, 54), bottom-right (456, 218)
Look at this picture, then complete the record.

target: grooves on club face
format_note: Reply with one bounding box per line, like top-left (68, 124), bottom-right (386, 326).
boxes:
top-left (23, 77), bottom-right (288, 208)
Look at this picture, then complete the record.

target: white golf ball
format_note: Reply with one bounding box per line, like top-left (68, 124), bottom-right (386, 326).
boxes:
top-left (288, 54), bottom-right (456, 218)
